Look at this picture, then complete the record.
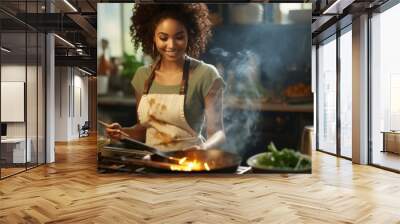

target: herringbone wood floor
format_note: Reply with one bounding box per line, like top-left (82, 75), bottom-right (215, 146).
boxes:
top-left (1, 135), bottom-right (400, 224)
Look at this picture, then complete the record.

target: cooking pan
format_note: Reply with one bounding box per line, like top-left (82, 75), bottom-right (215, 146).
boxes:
top-left (98, 131), bottom-right (242, 173)
top-left (98, 120), bottom-right (241, 172)
top-left (100, 141), bottom-right (241, 173)
top-left (146, 148), bottom-right (241, 173)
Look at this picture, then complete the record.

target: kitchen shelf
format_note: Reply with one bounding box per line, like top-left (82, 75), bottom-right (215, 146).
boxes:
top-left (224, 97), bottom-right (313, 113)
top-left (98, 95), bottom-right (136, 107)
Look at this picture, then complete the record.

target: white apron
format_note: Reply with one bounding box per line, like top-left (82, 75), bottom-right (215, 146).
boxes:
top-left (137, 56), bottom-right (204, 152)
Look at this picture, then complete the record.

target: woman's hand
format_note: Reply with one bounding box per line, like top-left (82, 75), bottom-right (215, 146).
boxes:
top-left (182, 144), bottom-right (204, 151)
top-left (182, 130), bottom-right (226, 151)
top-left (106, 123), bottom-right (123, 140)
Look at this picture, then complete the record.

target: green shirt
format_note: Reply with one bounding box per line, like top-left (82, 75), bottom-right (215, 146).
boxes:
top-left (131, 58), bottom-right (224, 134)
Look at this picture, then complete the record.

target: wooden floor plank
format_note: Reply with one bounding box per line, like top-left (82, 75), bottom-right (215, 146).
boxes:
top-left (0, 135), bottom-right (399, 223)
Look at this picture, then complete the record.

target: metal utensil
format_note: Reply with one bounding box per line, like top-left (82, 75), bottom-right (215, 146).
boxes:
top-left (97, 120), bottom-right (183, 163)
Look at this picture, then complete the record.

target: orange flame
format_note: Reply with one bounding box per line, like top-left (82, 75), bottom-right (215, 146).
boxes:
top-left (178, 157), bottom-right (187, 165)
top-left (170, 157), bottom-right (211, 172)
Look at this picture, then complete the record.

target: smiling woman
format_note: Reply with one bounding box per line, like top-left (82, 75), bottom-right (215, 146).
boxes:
top-left (154, 18), bottom-right (188, 63)
top-left (105, 4), bottom-right (226, 153)
top-left (130, 4), bottom-right (211, 59)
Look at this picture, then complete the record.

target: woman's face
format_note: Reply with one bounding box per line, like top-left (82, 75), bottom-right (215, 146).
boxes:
top-left (154, 18), bottom-right (188, 62)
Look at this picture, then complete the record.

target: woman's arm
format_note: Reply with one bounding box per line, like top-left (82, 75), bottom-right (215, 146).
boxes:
top-left (124, 90), bottom-right (147, 141)
top-left (202, 79), bottom-right (226, 149)
top-left (106, 90), bottom-right (146, 142)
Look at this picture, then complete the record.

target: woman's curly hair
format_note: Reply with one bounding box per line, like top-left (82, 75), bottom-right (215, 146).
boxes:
top-left (130, 4), bottom-right (212, 59)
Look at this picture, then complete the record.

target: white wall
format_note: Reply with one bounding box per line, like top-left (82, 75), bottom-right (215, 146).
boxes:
top-left (55, 67), bottom-right (68, 141)
top-left (55, 67), bottom-right (89, 141)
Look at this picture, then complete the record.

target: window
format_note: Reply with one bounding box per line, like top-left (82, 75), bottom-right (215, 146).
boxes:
top-left (0, 1), bottom-right (46, 179)
top-left (370, 2), bottom-right (400, 171)
top-left (316, 26), bottom-right (353, 159)
top-left (317, 36), bottom-right (337, 154)
top-left (98, 3), bottom-right (135, 58)
top-left (339, 28), bottom-right (352, 158)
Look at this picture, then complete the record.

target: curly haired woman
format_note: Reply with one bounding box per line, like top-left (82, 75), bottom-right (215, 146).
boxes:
top-left (106, 4), bottom-right (225, 152)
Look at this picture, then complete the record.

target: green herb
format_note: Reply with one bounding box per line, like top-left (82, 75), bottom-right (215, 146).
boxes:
top-left (121, 52), bottom-right (144, 80)
top-left (256, 142), bottom-right (311, 170)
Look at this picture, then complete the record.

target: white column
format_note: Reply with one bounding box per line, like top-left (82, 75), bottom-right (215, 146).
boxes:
top-left (352, 14), bottom-right (369, 164)
top-left (46, 33), bottom-right (55, 163)
top-left (45, 0), bottom-right (55, 163)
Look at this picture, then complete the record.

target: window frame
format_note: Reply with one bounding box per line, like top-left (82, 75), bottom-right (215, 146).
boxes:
top-left (315, 22), bottom-right (353, 161)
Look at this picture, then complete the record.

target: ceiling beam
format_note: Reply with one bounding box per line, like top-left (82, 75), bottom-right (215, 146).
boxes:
top-left (322, 0), bottom-right (356, 15)
top-left (67, 13), bottom-right (97, 39)
top-left (55, 55), bottom-right (96, 72)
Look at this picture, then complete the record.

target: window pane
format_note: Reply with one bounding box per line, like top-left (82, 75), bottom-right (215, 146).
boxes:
top-left (27, 31), bottom-right (38, 169)
top-left (122, 4), bottom-right (135, 56)
top-left (371, 3), bottom-right (400, 171)
top-left (340, 29), bottom-right (352, 158)
top-left (38, 32), bottom-right (45, 165)
top-left (1, 30), bottom-right (28, 177)
top-left (98, 3), bottom-right (122, 57)
top-left (318, 37), bottom-right (337, 154)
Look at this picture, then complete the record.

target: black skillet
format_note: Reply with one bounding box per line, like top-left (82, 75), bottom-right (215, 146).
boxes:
top-left (106, 138), bottom-right (241, 173)
top-left (147, 148), bottom-right (241, 173)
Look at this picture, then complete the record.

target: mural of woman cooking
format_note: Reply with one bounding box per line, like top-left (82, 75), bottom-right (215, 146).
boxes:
top-left (106, 4), bottom-right (226, 152)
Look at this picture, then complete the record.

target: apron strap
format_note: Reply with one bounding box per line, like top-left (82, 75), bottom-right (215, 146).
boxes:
top-left (143, 57), bottom-right (161, 94)
top-left (179, 56), bottom-right (190, 95)
top-left (143, 56), bottom-right (190, 95)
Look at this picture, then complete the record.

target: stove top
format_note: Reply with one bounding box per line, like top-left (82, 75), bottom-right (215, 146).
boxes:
top-left (99, 146), bottom-right (251, 174)
top-left (98, 164), bottom-right (252, 175)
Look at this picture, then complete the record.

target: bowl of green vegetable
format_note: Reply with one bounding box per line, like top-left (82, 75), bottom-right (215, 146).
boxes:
top-left (247, 142), bottom-right (311, 173)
